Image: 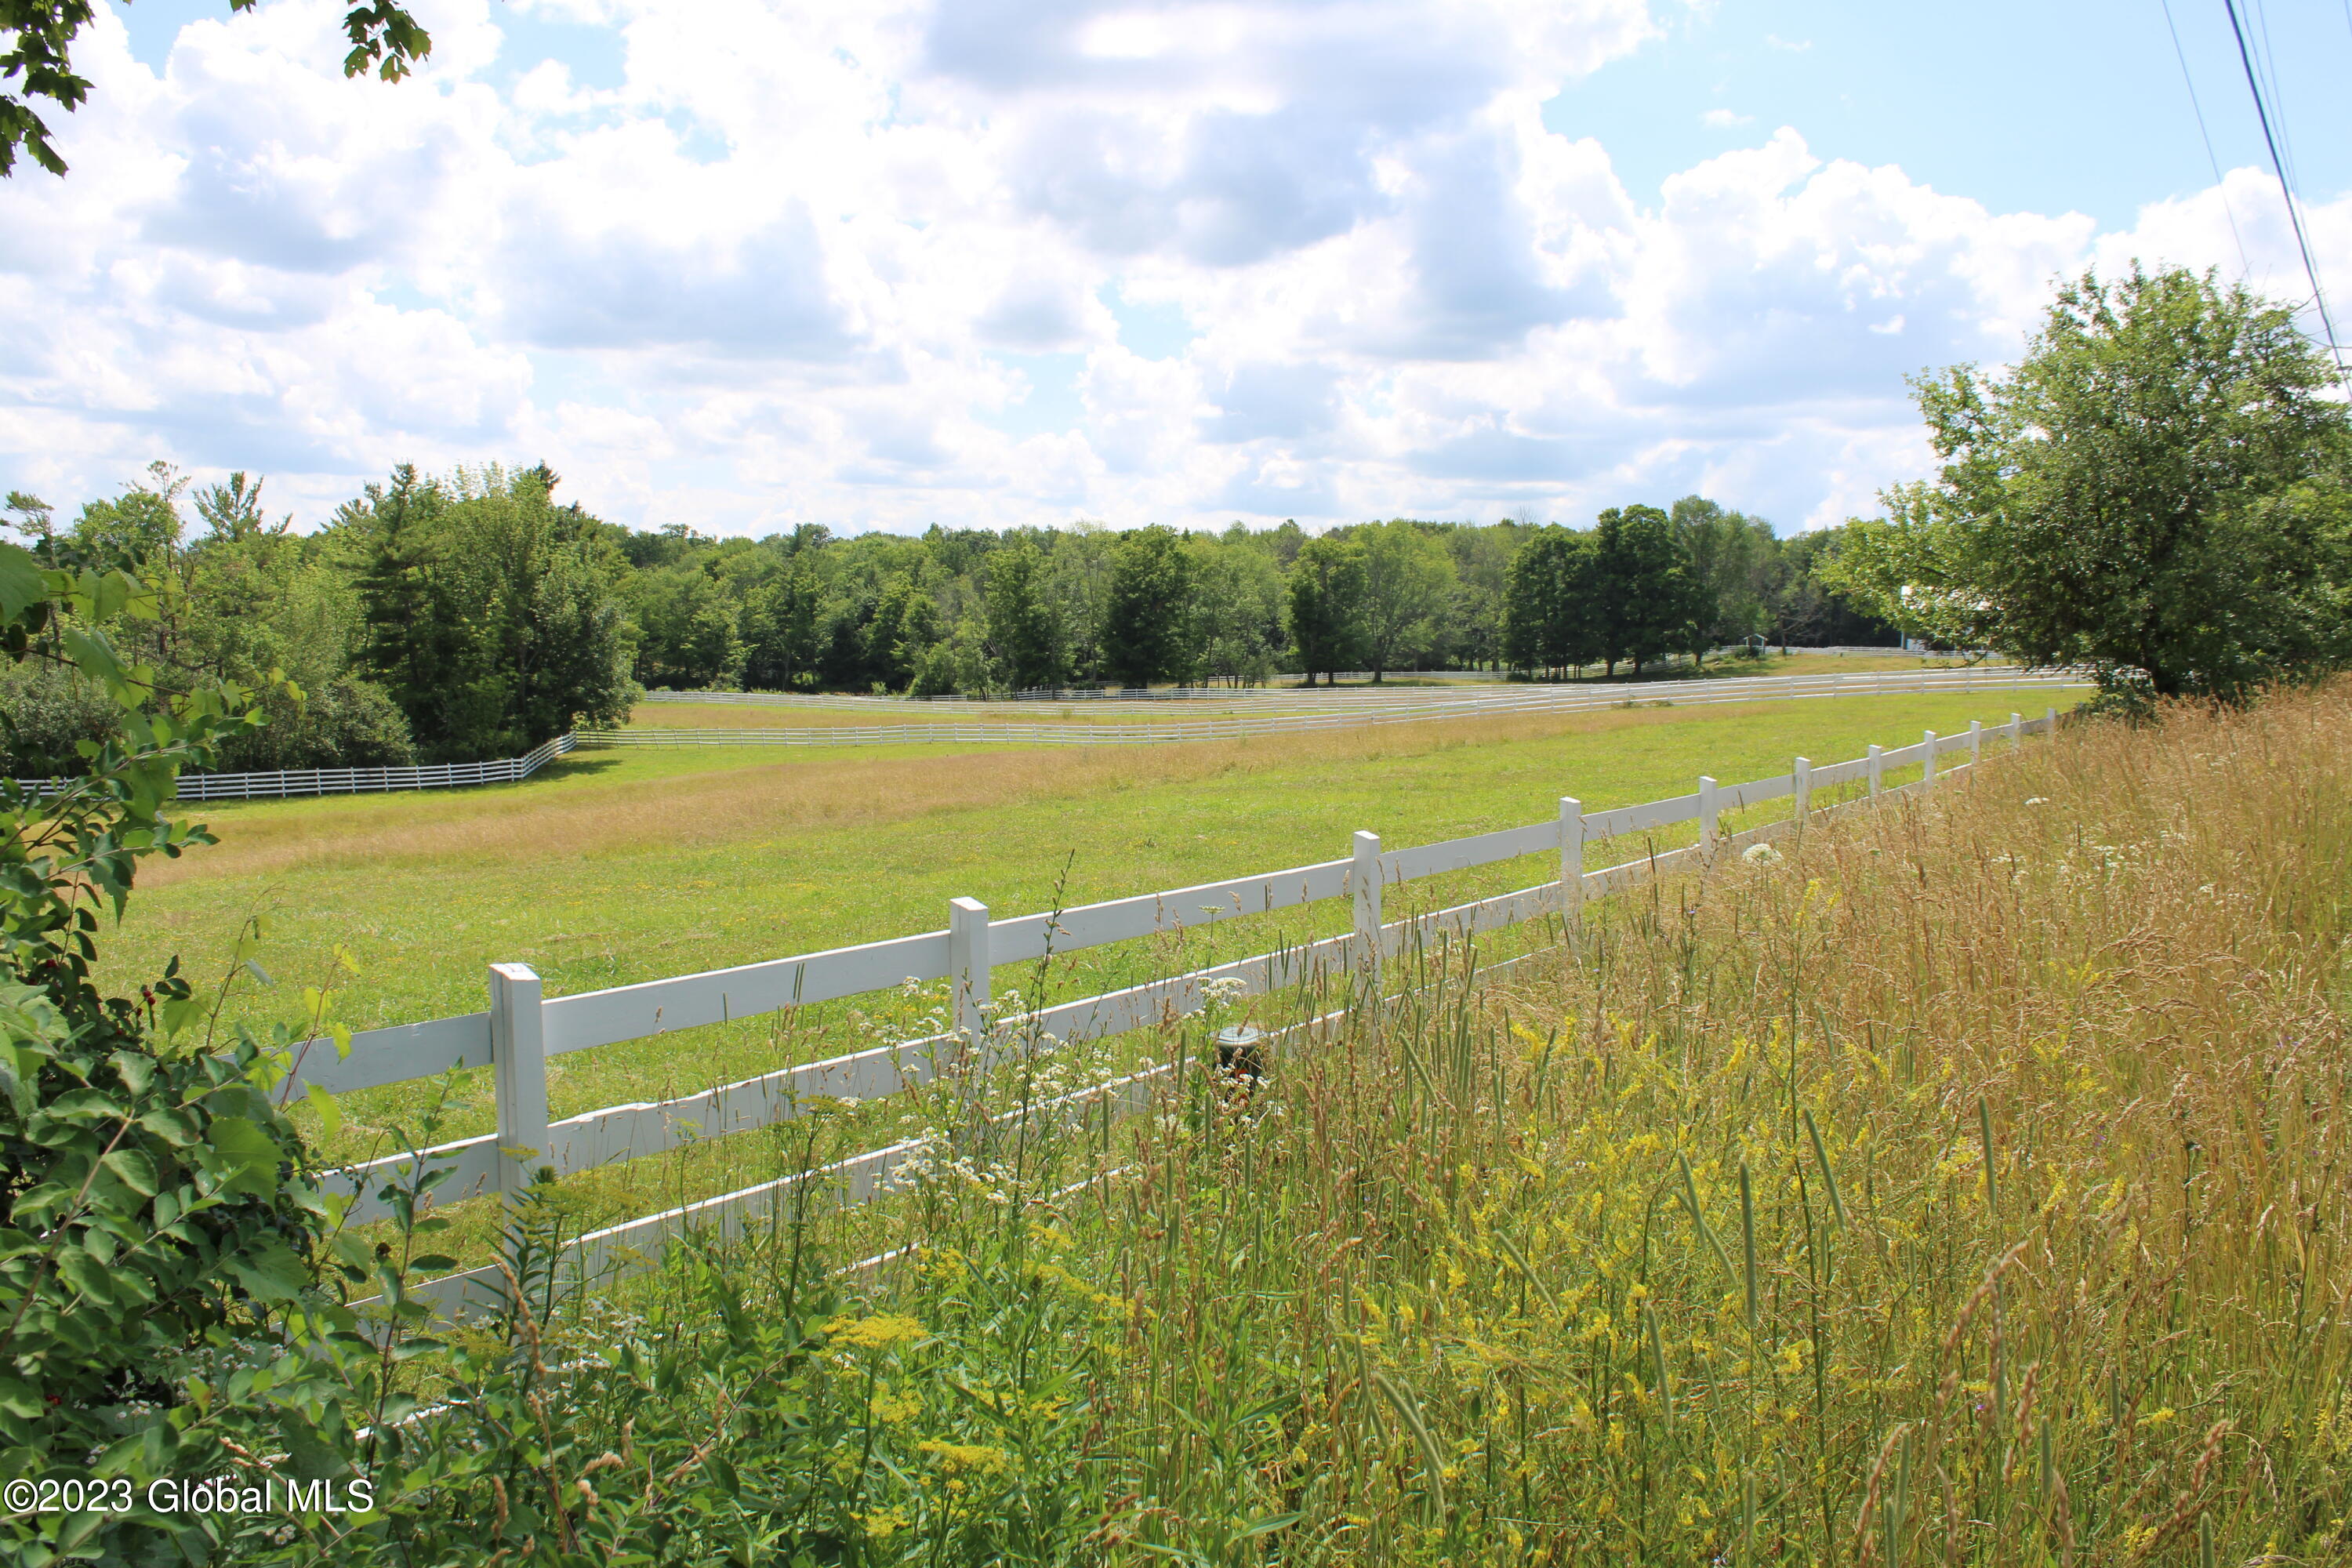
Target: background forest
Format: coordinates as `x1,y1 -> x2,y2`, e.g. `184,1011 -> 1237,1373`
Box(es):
0,466 -> 1893,773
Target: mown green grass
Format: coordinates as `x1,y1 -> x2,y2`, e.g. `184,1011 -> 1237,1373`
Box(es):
111,687 -> 2062,1190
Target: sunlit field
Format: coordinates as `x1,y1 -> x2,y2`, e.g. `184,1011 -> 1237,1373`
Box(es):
111,686 -> 2057,1201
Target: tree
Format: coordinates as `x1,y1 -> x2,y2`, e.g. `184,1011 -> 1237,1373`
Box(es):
983,543 -> 1067,691
741,554 -> 825,691
1354,521 -> 1457,681
626,564 -> 742,689
1100,526 -> 1195,688
1444,522 -> 1520,670
1592,505 -> 1706,677
1771,528 -> 1900,649
1670,495 -> 1774,661
1287,536 -> 1367,685
345,464 -> 634,757
1186,535 -> 1287,687
2,1 -> 432,176
1828,267 -> 2352,699
1502,526 -> 1600,677
866,573 -> 941,691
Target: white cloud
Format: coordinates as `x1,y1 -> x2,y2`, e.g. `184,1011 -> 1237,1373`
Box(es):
0,0 -> 2336,537
1701,108 -> 1752,129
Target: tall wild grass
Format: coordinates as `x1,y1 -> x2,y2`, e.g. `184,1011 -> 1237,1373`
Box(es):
307,683 -> 2351,1565
872,681 -> 2352,1563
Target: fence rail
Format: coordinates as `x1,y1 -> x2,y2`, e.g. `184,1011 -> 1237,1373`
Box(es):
9,672 -> 2078,800
595,670 -> 2085,749
644,648 -> 1951,706
644,663 -> 2043,715
307,706 -> 2064,1319
10,735 -> 579,804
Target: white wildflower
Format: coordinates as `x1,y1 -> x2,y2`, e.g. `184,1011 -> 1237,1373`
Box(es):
1741,843 -> 1784,866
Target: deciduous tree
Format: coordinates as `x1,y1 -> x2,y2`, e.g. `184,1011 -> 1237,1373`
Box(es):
1287,536 -> 1367,685
1101,525 -> 1195,688
1354,521 -> 1456,681
1828,267 -> 2352,699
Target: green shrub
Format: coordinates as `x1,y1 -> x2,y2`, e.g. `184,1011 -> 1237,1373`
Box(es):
0,537 -> 339,1563
212,676 -> 416,772
0,662 -> 117,778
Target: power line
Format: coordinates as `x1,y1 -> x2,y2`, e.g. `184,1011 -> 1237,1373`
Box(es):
2159,0 -> 2249,274
2246,0 -> 2302,194
2220,0 -> 2350,394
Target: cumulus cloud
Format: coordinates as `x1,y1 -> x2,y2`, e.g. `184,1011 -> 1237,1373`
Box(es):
0,0 -> 2337,536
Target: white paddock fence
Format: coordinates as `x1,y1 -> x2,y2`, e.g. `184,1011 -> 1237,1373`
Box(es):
600,669 -> 2085,749
305,706 -> 2065,1320
7,670 -> 2078,802
9,735 -> 579,804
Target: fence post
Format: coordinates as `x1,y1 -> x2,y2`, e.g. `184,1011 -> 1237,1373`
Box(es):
1352,829 -> 1383,998
949,898 -> 991,1053
1699,775 -> 1719,850
1922,730 -> 1939,792
1969,719 -> 1983,769
1867,744 -> 1883,796
1793,757 -> 1812,833
1559,797 -> 1584,925
488,963 -> 549,1198
2009,711 -> 2024,751
2045,705 -> 2057,735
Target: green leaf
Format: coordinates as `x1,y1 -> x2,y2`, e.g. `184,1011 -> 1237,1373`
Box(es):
204,1115 -> 285,1197
102,1148 -> 160,1197
305,1083 -> 343,1142
139,1105 -> 201,1145
56,1247 -> 118,1307
0,540 -> 42,621
223,1236 -> 307,1301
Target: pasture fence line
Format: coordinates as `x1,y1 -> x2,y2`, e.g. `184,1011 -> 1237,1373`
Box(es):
642,647 -> 1952,706
643,662 -> 2041,716
593,669 -> 2085,749
5,670 -> 2078,801
9,735 -> 578,804
307,703 -> 2066,1321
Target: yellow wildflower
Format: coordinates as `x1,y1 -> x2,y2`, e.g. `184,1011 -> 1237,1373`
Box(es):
919,1440 -> 1012,1474
826,1313 -> 929,1350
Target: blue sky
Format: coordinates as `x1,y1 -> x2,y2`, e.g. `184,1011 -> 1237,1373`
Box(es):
1550,2 -> 2350,231
3,0 -> 2347,537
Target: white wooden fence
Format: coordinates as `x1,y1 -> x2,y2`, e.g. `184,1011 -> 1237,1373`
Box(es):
10,735 -> 578,804
601,669 -> 2085,749
307,706 -> 2063,1319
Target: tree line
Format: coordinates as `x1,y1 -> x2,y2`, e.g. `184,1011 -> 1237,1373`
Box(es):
0,465 -> 1894,773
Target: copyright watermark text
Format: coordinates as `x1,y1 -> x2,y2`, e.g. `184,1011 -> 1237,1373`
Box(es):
5,1474 -> 375,1518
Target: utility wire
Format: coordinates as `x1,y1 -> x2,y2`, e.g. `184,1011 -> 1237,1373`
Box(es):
2247,0 -> 2301,193
2159,0 -> 2249,274
2221,0 -> 2350,393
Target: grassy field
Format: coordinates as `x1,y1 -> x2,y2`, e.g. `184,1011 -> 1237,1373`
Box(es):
339,681 -> 2352,1565
114,686 -> 2062,1165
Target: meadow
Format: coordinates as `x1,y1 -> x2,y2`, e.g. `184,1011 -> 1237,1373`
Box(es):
316,680 -> 2352,1566
111,684 -> 2064,1182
